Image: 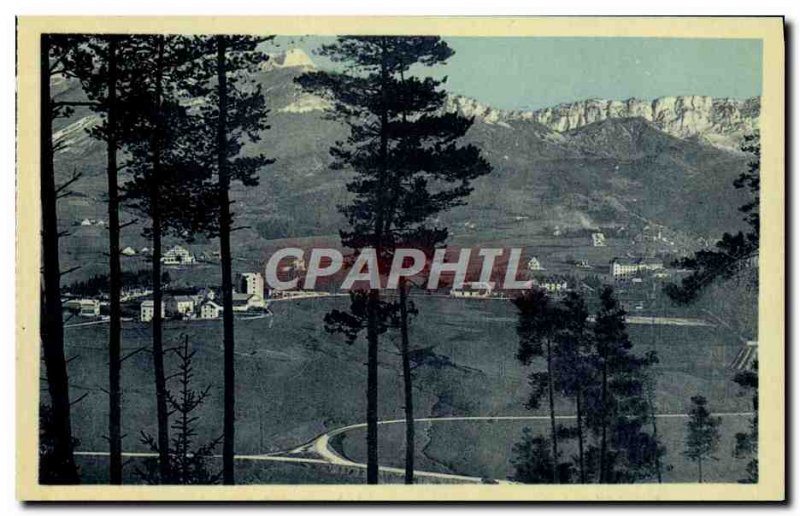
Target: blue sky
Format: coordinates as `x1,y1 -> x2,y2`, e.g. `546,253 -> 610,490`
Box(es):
272,36 -> 762,110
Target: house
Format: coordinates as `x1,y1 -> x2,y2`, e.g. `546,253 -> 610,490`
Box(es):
238,272 -> 265,298
140,300 -> 165,322
161,245 -> 196,265
199,299 -> 223,319
592,233 -> 607,247
80,218 -> 92,226
121,246 -> 137,256
450,282 -> 494,298
610,258 -> 664,279
65,298 -> 101,317
232,293 -> 265,312
167,295 -> 196,318
527,257 -> 544,271
79,299 -> 100,317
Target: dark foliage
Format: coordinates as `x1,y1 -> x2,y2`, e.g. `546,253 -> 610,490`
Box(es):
298,36 -> 490,484
733,360 -> 758,483
137,336 -> 222,485
683,395 -> 722,483
666,132 -> 760,303
38,405 -> 81,484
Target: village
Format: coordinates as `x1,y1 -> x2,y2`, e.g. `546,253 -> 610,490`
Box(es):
62,233 -> 685,324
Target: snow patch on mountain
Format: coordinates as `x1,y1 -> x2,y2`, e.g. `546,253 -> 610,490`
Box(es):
53,115 -> 99,155
260,48 -> 316,72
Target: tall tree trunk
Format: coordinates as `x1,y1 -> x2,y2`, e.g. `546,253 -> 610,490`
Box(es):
576,389 -> 585,483
599,350 -> 608,483
150,35 -> 170,482
216,36 -> 237,486
698,457 -> 703,483
362,39 -> 391,485
545,338 -> 558,483
39,33 -> 79,484
399,278 -> 414,484
366,291 -> 380,484
105,35 -> 123,485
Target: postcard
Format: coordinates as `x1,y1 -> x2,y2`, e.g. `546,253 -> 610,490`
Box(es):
16,16 -> 785,501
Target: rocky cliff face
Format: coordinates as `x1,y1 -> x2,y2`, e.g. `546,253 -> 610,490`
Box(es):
446,94 -> 760,151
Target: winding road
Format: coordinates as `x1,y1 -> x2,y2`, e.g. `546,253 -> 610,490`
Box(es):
75,411 -> 753,484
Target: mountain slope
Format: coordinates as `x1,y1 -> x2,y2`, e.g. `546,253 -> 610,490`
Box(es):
51,48 -> 755,280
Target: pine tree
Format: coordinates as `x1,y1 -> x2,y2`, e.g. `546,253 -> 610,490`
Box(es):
666,132 -> 760,303
684,395 -> 721,483
377,38 -> 491,483
297,36 -> 489,483
137,335 -> 222,485
121,35 -> 218,482
39,33 -> 84,484
185,34 -> 274,486
66,34 -> 141,484
510,428 -> 558,484
513,288 -> 564,483
733,360 -> 758,483
552,291 -> 593,483
585,285 -> 660,483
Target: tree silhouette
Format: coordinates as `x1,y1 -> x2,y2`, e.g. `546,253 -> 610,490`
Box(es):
190,35 -> 274,484
584,286 -> 660,483
121,35 -> 219,482
65,34 -> 141,484
297,36 -> 491,483
683,395 -> 721,483
552,291 -> 594,483
666,132 -> 760,303
510,428 -> 566,483
137,335 -> 222,484
513,288 -> 564,483
733,360 -> 758,483
39,33 -> 84,484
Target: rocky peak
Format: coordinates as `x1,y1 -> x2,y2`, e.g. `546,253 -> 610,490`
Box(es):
446,94 -> 760,151
260,48 -> 316,71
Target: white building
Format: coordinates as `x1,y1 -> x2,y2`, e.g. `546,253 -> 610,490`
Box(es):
77,299 -> 100,317
199,299 -> 223,319
238,272 -> 265,298
167,295 -> 196,317
592,233 -> 607,247
161,245 -> 195,265
610,258 -> 664,279
527,257 -> 544,271
121,246 -> 137,256
140,300 -> 165,322
450,282 -> 495,298
232,293 -> 266,312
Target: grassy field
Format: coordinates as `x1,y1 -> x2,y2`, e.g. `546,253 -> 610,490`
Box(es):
60,295 -> 752,484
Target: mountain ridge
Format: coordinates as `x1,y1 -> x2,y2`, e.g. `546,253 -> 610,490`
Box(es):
446,94 -> 759,151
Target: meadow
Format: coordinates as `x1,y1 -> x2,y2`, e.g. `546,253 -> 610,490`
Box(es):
62,295 -> 753,484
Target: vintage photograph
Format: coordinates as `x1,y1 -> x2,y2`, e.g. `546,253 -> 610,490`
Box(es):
16,17 -> 785,501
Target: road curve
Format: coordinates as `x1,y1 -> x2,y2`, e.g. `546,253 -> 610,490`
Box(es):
75,412 -> 753,484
